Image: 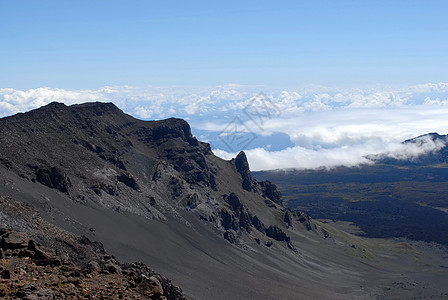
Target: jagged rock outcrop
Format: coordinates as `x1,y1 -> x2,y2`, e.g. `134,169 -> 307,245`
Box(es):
266,225 -> 289,242
259,180 -> 282,205
34,166 -> 72,194
220,193 -> 263,235
232,151 -> 254,191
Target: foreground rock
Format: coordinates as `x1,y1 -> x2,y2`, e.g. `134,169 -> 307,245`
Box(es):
0,196 -> 185,300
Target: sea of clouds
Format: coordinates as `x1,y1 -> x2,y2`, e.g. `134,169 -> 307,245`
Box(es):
1,83 -> 448,171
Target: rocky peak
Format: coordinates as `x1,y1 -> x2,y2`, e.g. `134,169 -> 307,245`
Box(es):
30,101 -> 122,118
403,132 -> 448,145
70,102 -> 126,119
149,118 -> 199,146
232,151 -> 253,191
41,101 -> 67,111
234,151 -> 250,173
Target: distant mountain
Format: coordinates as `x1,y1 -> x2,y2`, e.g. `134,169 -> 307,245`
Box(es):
1,102 -> 447,299
367,132 -> 448,165
404,132 -> 448,145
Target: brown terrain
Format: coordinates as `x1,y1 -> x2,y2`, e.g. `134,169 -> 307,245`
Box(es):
0,196 -> 185,299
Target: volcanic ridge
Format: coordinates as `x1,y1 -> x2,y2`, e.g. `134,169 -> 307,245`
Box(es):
0,102 -> 447,299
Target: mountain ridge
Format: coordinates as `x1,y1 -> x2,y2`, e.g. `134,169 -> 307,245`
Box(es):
0,101 -> 317,249
1,102 -> 447,299
0,102 -> 333,299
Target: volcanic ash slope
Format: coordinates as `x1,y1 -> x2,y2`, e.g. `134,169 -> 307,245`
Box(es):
1,102 -> 447,299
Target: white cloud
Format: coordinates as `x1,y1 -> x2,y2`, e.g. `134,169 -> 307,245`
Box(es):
213,136 -> 447,171
0,87 -> 104,116
1,83 -> 448,170
217,145 -> 375,171
134,106 -> 154,119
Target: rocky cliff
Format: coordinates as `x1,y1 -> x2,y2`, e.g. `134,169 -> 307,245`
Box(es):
0,102 -> 323,250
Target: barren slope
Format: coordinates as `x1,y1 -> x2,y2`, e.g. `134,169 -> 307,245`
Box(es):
0,102 -> 447,299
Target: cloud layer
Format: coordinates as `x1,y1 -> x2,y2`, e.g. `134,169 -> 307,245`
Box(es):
214,133 -> 447,171
1,83 -> 448,171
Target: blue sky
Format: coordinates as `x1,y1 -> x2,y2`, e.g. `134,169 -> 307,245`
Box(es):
1,0 -> 447,89
1,1 -> 448,170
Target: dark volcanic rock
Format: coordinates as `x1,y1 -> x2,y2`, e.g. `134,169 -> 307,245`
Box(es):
35,166 -> 71,194
117,173 -> 140,191
0,269 -> 10,279
220,210 -> 238,231
232,151 -> 253,191
259,180 -> 282,205
251,215 -> 266,233
0,231 -> 28,249
224,230 -> 237,244
284,211 -> 293,228
149,118 -> 199,146
221,193 -> 268,234
225,193 -> 243,215
266,225 -> 290,242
